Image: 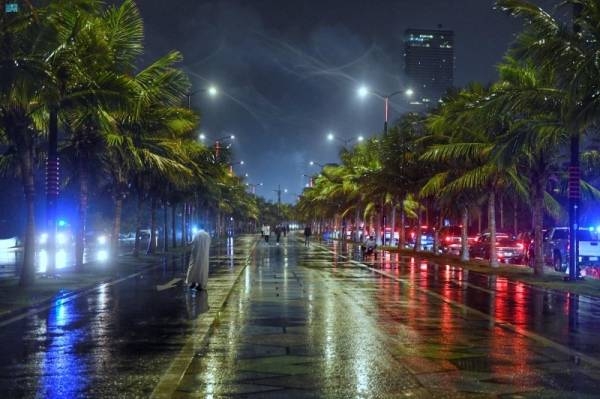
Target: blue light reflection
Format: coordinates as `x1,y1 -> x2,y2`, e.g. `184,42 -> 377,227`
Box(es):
39,295 -> 87,398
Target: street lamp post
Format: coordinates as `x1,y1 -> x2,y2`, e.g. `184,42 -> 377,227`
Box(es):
246,182 -> 263,194
273,185 -> 287,220
228,160 -> 244,176
358,85 -> 414,135
199,133 -> 235,158
186,85 -> 218,109
303,174 -> 314,188
214,135 -> 235,158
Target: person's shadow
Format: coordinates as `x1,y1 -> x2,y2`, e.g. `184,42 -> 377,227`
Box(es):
185,288 -> 209,319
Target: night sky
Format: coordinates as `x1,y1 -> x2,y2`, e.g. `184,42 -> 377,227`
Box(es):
136,0 -> 559,203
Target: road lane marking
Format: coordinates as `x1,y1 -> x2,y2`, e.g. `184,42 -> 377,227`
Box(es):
156,277 -> 183,291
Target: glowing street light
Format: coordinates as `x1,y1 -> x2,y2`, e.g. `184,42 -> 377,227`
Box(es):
246,181 -> 263,194
186,85 -> 218,108
357,85 -> 413,135
199,134 -> 235,157
228,160 -> 244,175
326,132 -> 364,147
303,174 -> 314,188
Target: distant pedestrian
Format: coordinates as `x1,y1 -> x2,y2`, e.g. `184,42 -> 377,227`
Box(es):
275,225 -> 282,245
262,224 -> 270,243
304,225 -> 312,247
186,228 -> 211,291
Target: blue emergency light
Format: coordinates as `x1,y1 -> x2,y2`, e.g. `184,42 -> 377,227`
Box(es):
5,3 -> 19,13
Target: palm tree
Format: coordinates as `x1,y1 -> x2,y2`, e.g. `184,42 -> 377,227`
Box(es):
0,2 -> 66,286
483,58 -> 570,275
421,83 -> 519,267
57,0 -> 144,269
496,0 -> 600,274
106,48 -> 195,256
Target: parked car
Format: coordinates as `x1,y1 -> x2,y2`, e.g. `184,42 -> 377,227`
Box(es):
526,227 -> 600,272
383,228 -> 399,245
469,232 -> 524,264
438,225 -> 463,255
405,226 -> 435,251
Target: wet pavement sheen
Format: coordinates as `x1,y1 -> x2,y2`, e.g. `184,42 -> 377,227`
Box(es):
0,236 -> 255,398
3,234 -> 600,398
175,237 -> 600,398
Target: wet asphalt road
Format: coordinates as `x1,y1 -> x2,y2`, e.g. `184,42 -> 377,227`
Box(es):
3,234 -> 600,398
176,237 -> 600,398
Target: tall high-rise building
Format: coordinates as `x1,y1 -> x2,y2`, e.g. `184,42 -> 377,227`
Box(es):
404,28 -> 454,106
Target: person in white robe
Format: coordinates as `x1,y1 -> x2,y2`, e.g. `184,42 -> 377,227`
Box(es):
186,229 -> 211,290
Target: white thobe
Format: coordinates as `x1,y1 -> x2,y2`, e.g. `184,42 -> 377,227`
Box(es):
186,230 -> 211,289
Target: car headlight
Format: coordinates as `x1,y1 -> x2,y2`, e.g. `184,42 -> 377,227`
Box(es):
97,235 -> 107,245
56,232 -> 68,245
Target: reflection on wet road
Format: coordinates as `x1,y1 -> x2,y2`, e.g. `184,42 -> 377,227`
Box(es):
176,237 -> 600,398
0,236 -> 255,398
3,234 -> 600,397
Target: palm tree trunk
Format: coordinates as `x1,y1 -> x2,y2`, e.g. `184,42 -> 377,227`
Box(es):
182,202 -> 188,243
488,192 -> 499,268
499,194 -> 504,231
75,163 -> 88,271
20,159 -> 36,287
163,200 -> 168,252
133,191 -> 143,257
461,206 -> 470,262
432,205 -> 440,254
532,179 -> 545,276
354,207 -> 360,243
171,204 -> 177,248
376,199 -> 383,245
390,203 -> 397,247
112,196 -> 124,258
513,196 -> 518,236
12,119 -> 36,287
414,210 -> 422,252
147,197 -> 157,254
399,200 -> 406,249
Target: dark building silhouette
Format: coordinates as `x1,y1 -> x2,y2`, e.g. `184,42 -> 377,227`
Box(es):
404,28 -> 455,107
